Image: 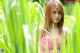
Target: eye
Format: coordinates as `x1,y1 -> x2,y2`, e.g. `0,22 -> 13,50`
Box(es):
52,11 -> 56,14
58,12 -> 61,14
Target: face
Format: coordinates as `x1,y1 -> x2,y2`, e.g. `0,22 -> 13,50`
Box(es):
50,7 -> 62,24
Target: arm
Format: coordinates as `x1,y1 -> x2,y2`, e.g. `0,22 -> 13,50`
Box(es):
63,27 -> 68,44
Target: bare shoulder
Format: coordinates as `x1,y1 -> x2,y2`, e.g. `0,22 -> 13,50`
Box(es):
63,27 -> 68,36
33,25 -> 44,39
39,25 -> 44,37
33,25 -> 43,33
39,25 -> 44,31
34,25 -> 44,32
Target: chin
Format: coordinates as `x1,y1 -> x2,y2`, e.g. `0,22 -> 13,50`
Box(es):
53,21 -> 59,24
52,20 -> 60,24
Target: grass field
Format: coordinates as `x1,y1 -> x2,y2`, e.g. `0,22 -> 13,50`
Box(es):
0,0 -> 80,53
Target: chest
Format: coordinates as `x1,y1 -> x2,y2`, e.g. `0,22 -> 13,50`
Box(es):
40,35 -> 61,51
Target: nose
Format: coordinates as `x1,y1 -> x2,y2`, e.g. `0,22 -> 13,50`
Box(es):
56,13 -> 59,17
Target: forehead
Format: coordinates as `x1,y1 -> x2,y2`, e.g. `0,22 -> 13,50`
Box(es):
51,7 -> 58,11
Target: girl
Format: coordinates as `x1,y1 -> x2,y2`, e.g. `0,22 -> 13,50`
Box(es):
40,0 -> 67,53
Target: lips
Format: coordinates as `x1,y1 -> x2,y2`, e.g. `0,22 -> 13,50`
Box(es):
55,19 -> 59,20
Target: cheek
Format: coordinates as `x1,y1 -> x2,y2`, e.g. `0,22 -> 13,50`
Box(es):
60,15 -> 62,20
58,14 -> 62,19
51,14 -> 55,19
58,17 -> 62,22
59,17 -> 62,20
51,15 -> 54,21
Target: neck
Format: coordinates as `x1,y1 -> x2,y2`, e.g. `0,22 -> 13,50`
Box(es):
50,23 -> 58,29
53,23 -> 58,28
50,23 -> 60,36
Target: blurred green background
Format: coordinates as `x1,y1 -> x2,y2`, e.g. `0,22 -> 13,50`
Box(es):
0,0 -> 80,53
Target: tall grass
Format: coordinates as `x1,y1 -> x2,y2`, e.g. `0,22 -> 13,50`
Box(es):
0,0 -> 80,53
75,2 -> 80,53
0,0 -> 43,53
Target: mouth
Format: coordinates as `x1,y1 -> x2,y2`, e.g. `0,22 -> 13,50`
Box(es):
54,17 -> 59,20
55,19 -> 59,20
